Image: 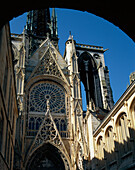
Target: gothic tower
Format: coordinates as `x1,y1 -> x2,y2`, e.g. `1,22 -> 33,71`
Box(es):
25,8 -> 58,56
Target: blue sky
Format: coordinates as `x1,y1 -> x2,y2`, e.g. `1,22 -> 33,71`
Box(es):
10,8 -> 135,105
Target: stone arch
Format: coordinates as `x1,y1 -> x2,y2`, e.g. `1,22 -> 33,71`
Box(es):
78,51 -> 97,68
95,135 -> 105,169
96,135 -> 104,160
105,125 -> 113,137
25,75 -> 71,95
115,112 -> 131,158
25,75 -> 71,137
104,125 -> 114,153
78,51 -> 102,108
115,112 -> 127,126
104,125 -> 116,168
25,142 -> 71,170
25,75 -> 71,114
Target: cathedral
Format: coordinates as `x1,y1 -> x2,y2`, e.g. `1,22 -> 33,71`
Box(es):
0,8 -> 135,170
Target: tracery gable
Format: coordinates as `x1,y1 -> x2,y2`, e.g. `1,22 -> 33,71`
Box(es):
26,109 -> 70,168
74,100 -> 83,115
27,47 -> 68,83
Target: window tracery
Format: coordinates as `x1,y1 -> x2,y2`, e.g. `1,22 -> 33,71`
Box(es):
27,81 -> 69,137
33,51 -> 63,80
29,82 -> 66,114
27,116 -> 67,137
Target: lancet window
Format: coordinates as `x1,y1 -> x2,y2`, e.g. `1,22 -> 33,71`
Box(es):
27,116 -> 67,137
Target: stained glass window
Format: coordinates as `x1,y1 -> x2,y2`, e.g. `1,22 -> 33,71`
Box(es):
29,82 -> 66,114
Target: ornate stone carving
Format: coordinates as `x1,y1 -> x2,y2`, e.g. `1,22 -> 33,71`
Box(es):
29,82 -> 66,114
32,49 -> 64,80
27,109 -> 71,170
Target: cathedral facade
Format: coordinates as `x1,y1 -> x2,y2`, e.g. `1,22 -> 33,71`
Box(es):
1,8 -> 135,170
11,8 -> 114,169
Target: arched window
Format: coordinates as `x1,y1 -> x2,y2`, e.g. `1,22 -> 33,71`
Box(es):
105,126 -> 114,153
29,117 -> 35,130
54,118 -> 67,132
60,119 -> 66,131
129,98 -> 135,154
97,136 -> 104,160
29,81 -> 66,114
116,112 -> 131,156
36,117 -> 42,130
78,52 -> 103,108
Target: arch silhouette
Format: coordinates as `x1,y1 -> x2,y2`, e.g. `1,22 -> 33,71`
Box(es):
1,1 -> 135,42
26,142 -> 66,170
78,51 -> 103,108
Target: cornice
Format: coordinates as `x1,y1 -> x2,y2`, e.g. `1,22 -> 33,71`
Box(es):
93,81 -> 135,137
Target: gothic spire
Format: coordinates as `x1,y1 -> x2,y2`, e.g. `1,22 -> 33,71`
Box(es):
26,8 -> 51,37
51,8 -> 58,39
26,8 -> 59,54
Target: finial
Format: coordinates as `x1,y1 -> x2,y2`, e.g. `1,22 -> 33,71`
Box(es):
68,31 -> 73,40
52,8 -> 56,18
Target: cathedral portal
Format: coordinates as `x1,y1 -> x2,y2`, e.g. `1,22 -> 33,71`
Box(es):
26,143 -> 65,170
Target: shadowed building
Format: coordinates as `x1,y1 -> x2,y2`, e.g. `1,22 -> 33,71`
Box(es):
0,23 -> 18,170
11,8 -> 114,169
0,8 -> 135,170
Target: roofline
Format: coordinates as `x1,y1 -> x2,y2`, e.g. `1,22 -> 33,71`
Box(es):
75,43 -> 107,53
93,81 -> 135,137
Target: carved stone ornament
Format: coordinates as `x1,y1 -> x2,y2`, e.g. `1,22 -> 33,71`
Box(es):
27,109 -> 71,170
29,82 -> 66,114
30,48 -> 64,80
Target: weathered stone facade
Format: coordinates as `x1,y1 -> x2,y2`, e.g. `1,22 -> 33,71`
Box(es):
0,8 -> 135,170
10,8 -> 115,169
91,81 -> 135,170
0,23 -> 18,170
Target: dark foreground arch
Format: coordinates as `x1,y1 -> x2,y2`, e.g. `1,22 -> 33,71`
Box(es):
2,1 -> 135,42
26,143 -> 65,170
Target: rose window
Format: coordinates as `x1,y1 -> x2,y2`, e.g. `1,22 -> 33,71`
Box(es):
40,118 -> 56,141
29,82 -> 66,114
